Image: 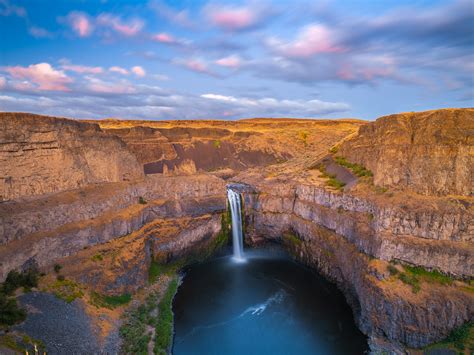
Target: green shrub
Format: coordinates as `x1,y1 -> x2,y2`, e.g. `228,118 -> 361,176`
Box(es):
334,156 -> 373,177
0,293 -> 26,326
213,140 -> 221,148
387,264 -> 399,276
91,292 -> 131,309
329,146 -> 339,154
148,259 -> 161,284
443,322 -> 473,350
155,278 -> 178,353
54,264 -> 62,273
49,279 -> 83,303
91,254 -> 103,262
2,269 -> 39,295
316,164 -> 346,191
56,275 -> 65,281
398,273 -> 420,293
404,265 -> 453,285
138,196 -> 147,205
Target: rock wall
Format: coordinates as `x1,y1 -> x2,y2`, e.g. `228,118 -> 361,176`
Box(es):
58,214 -> 222,295
243,181 -> 473,276
338,108 -> 474,196
0,113 -> 144,201
0,174 -> 226,281
238,180 -> 474,349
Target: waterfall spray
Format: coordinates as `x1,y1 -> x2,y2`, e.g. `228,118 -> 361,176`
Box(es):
227,188 -> 245,262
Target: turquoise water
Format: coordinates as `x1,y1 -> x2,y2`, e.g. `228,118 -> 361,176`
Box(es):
173,250 -> 368,354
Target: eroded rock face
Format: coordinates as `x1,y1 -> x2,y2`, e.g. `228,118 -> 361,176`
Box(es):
0,174 -> 226,281
58,214 -> 222,295
0,113 -> 144,201
338,108 -> 474,196
93,118 -> 364,176
239,183 -> 474,349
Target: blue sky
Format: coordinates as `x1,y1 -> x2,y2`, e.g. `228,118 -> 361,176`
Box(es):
0,0 -> 472,120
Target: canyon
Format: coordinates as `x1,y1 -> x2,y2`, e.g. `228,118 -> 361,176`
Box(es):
0,109 -> 472,354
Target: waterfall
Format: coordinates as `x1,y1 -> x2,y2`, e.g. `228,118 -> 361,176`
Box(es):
227,188 -> 245,262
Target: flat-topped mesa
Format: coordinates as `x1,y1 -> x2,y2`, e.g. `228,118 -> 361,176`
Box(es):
338,108 -> 474,196
0,112 -> 144,201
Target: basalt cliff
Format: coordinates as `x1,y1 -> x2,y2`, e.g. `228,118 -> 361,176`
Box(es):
0,109 -> 472,354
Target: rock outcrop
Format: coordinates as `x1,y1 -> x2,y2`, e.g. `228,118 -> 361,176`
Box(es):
0,112 -> 144,201
237,177 -> 473,349
338,108 -> 474,196
0,174 -> 226,281
92,118 -> 364,176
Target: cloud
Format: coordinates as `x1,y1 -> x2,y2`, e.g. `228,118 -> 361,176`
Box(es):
96,13 -> 144,36
85,77 -> 135,94
204,2 -> 270,31
28,26 -> 53,38
200,93 -> 350,116
174,58 -> 216,76
131,66 -> 146,77
153,32 -> 175,44
268,24 -> 345,58
215,55 -> 242,69
109,66 -> 129,75
3,63 -> 73,91
149,0 -> 194,28
61,63 -> 103,74
65,11 -> 93,37
0,0 -> 26,17
0,76 -> 5,89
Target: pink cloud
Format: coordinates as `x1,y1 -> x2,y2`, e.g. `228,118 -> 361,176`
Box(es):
183,59 -> 209,73
153,32 -> 176,44
5,63 -> 72,91
0,76 -> 6,89
215,55 -> 242,69
62,64 -> 103,74
269,24 -> 345,58
66,11 -> 93,37
131,66 -> 146,77
96,14 -> 144,36
109,66 -> 129,75
206,4 -> 260,31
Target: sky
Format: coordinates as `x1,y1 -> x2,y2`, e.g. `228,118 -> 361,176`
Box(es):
0,0 -> 473,120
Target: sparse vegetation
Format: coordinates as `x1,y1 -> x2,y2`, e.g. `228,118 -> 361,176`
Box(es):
299,131 -> 309,146
90,292 -> 131,309
388,262 -> 456,294
213,139 -> 221,148
120,278 -> 179,355
424,322 -> 474,352
329,146 -> 339,154
316,163 -> 346,191
138,196 -> 147,205
154,278 -> 178,353
334,156 -> 373,177
387,264 -> 399,276
283,232 -> 303,246
91,254 -> 103,262
48,278 -> 83,303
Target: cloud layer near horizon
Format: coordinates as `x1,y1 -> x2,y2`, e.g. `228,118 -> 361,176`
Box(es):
0,0 -> 472,120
